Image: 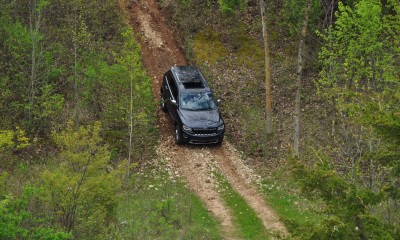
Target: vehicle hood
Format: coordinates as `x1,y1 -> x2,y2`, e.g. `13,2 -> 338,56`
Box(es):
179,109 -> 223,128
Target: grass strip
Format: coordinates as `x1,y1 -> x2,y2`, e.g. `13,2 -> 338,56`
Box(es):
260,178 -> 323,237
214,171 -> 271,240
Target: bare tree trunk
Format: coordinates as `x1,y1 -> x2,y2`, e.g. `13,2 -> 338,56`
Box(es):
322,0 -> 337,27
29,28 -> 36,123
29,0 -> 42,123
260,0 -> 272,134
293,0 -> 312,156
127,74 -> 134,177
73,10 -> 80,129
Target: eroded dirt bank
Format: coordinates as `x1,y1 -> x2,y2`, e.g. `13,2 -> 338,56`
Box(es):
125,0 -> 288,238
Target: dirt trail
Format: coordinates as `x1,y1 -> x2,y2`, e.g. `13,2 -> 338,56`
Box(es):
125,0 -> 288,238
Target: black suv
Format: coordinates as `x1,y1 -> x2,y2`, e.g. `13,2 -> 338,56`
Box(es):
160,66 -> 225,144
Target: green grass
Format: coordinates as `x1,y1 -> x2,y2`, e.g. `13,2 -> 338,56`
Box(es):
260,177 -> 324,238
116,161 -> 221,240
193,28 -> 228,65
214,172 -> 271,240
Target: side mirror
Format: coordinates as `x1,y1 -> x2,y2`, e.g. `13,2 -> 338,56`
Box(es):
171,99 -> 177,105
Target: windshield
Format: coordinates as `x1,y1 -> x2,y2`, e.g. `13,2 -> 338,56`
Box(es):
180,92 -> 217,110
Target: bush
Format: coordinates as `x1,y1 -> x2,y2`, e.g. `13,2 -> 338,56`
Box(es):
291,158 -> 398,239
40,121 -> 125,238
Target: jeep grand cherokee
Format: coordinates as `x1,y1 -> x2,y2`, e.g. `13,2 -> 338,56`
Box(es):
160,66 -> 225,144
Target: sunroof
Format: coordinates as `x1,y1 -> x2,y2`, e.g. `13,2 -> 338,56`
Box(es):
176,67 -> 203,83
183,82 -> 204,88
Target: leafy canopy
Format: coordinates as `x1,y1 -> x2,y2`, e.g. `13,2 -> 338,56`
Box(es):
40,121 -> 125,236
318,0 -> 399,173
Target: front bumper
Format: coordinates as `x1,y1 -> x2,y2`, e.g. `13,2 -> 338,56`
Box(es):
182,129 -> 224,144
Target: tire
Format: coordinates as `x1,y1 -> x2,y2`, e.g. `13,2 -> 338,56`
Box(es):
175,124 -> 183,145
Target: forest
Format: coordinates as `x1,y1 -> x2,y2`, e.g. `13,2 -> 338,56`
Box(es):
0,0 -> 399,239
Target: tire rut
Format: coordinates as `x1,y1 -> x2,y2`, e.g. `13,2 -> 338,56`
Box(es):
210,145 -> 288,237
123,0 -> 288,238
158,137 -> 240,239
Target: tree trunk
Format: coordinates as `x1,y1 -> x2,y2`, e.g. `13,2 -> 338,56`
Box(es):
260,0 -> 272,134
293,0 -> 312,156
127,74 -> 133,177
30,30 -> 36,123
73,9 -> 80,129
29,0 -> 42,123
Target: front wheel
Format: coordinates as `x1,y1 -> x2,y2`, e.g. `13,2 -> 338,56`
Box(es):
175,124 -> 183,145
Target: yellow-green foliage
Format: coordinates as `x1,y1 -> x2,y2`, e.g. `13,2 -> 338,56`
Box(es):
0,130 -> 13,149
0,127 -> 29,151
236,39 -> 263,70
193,28 -> 228,65
230,25 -> 264,70
15,127 -> 29,150
41,121 -> 126,237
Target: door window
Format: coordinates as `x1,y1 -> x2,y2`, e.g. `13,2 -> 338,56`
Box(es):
167,73 -> 178,100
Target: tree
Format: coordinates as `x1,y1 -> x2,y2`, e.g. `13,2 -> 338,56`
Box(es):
0,173 -> 71,239
115,29 -> 139,177
260,0 -> 273,135
293,0 -> 313,156
318,0 -> 399,211
41,122 -> 124,236
319,0 -> 398,110
291,158 -> 397,239
0,0 -> 64,137
28,0 -> 49,122
0,127 -> 30,170
71,4 -> 93,129
115,27 -> 154,175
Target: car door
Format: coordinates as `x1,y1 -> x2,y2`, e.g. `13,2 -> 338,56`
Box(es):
162,73 -> 171,104
164,72 -> 179,121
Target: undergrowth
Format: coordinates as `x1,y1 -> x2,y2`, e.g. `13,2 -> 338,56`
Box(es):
193,27 -> 228,65
116,160 -> 221,239
259,169 -> 323,238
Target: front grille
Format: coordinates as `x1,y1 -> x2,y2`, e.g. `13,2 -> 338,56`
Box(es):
192,128 -> 217,135
189,139 -> 219,144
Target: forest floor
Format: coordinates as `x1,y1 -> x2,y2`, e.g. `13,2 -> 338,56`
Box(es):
125,0 -> 288,238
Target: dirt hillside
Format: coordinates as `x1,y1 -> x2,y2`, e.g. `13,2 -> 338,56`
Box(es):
125,0 -> 288,238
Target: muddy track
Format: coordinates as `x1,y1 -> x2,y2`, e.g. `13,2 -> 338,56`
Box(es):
124,0 -> 288,238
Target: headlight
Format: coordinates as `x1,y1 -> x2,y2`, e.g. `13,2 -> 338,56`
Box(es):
217,124 -> 225,131
182,125 -> 192,133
